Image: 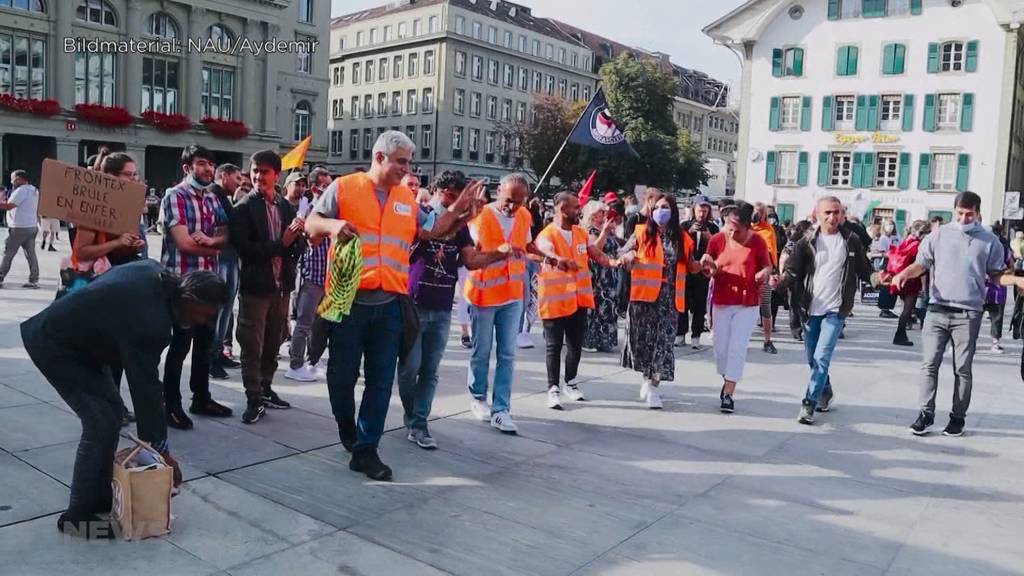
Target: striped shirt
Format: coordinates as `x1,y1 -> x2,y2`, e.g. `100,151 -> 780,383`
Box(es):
300,237 -> 329,286
160,181 -> 227,275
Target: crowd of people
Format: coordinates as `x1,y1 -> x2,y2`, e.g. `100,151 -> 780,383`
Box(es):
7,130 -> 1024,539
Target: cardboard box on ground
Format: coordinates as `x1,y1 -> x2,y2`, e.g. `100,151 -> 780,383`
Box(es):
38,158 -> 145,237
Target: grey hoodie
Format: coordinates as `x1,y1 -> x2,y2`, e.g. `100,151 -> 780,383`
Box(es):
915,223 -> 1006,311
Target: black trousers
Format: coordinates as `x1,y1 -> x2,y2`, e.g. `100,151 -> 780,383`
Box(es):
542,308 -> 587,389
162,323 -> 213,407
678,275 -> 710,338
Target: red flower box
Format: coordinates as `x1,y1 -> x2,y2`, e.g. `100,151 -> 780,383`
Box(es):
201,117 -> 249,139
0,94 -> 60,116
142,110 -> 192,133
74,103 -> 134,127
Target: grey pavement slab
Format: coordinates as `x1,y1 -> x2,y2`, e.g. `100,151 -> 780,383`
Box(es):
0,401 -> 83,452
0,452 -> 69,527
226,530 -> 450,576
0,381 -> 41,409
166,476 -> 335,570
162,418 -> 297,476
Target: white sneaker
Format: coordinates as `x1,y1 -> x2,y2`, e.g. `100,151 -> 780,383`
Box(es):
639,380 -> 650,401
646,387 -> 664,410
691,335 -> 702,350
285,366 -> 317,382
490,411 -> 518,434
992,342 -> 1005,354
307,362 -> 321,378
674,335 -> 685,347
516,332 -> 535,349
546,387 -> 563,410
564,381 -> 585,402
469,395 -> 491,421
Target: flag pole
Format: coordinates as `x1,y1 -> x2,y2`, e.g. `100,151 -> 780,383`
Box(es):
531,88 -> 601,196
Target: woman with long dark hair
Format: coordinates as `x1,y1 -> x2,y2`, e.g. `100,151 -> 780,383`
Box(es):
581,200 -> 621,352
619,189 -> 701,408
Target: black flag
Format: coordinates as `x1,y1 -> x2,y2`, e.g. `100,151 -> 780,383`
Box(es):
567,88 -> 639,158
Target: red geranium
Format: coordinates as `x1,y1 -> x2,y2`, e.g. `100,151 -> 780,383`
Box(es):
142,110 -> 192,133
74,103 -> 134,127
201,117 -> 249,139
0,94 -> 60,116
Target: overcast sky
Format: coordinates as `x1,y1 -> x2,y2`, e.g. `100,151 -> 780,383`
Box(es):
331,0 -> 748,87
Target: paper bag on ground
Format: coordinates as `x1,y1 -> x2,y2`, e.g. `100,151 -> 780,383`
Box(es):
111,435 -> 173,540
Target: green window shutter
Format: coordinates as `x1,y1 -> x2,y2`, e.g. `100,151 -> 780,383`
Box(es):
882,44 -> 895,75
848,46 -> 858,76
852,152 -> 864,188
828,0 -> 840,20
965,41 -> 978,73
910,0 -> 923,15
902,94 -> 915,132
797,151 -> 809,186
898,152 -> 911,190
956,154 -> 970,192
862,152 -> 876,188
961,93 -> 974,132
895,210 -> 907,237
822,96 -> 834,131
769,96 -> 780,131
867,95 -> 879,130
855,95 -> 868,131
765,151 -> 777,185
792,48 -> 804,77
863,0 -> 886,18
923,93 -> 936,132
927,43 -> 939,73
817,151 -> 830,186
800,96 -> 812,131
772,49 -> 783,77
918,153 -> 932,190
894,44 -> 906,74
836,46 -> 849,76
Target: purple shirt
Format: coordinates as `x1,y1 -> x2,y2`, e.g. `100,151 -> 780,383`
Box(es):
408,219 -> 472,310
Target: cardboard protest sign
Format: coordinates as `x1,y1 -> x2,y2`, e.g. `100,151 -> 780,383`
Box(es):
38,158 -> 145,236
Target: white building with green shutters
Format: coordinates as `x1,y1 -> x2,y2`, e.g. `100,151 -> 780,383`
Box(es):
704,0 -> 1024,229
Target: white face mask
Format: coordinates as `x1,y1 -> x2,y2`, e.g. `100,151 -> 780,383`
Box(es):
953,221 -> 980,233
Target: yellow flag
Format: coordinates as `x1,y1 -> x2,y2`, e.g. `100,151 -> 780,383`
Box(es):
281,135 -> 312,171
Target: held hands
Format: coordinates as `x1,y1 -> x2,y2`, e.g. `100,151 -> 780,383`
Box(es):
890,271 -> 908,291
619,251 -> 637,270
120,233 -> 144,249
767,273 -> 781,288
555,257 -> 579,272
283,217 -> 305,245
331,219 -> 358,241
754,268 -> 772,285
700,254 -> 718,277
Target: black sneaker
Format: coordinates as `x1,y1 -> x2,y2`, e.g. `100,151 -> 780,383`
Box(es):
763,341 -> 778,354
262,389 -> 291,409
817,386 -> 834,413
943,415 -> 966,437
189,397 -> 233,417
167,405 -> 194,430
121,407 -> 136,428
461,334 -> 472,349
880,310 -> 898,319
209,363 -> 229,380
909,411 -> 934,436
349,447 -> 393,481
220,354 -> 241,369
241,402 -> 265,424
720,394 -> 735,414
338,424 -> 357,452
798,400 -> 816,425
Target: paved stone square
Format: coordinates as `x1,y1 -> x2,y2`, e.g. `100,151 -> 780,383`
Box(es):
1,232 -> 1023,575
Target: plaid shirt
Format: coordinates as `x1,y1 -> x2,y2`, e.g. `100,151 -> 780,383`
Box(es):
300,237 -> 329,286
160,181 -> 227,275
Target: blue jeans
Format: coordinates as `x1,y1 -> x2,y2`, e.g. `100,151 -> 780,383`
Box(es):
469,300 -> 522,415
212,255 -> 239,360
519,260 -> 537,333
397,306 -> 452,430
326,300 -> 402,449
803,313 -> 845,405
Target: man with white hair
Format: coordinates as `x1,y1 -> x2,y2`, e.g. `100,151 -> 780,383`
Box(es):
463,172 -> 546,434
307,131 -> 475,480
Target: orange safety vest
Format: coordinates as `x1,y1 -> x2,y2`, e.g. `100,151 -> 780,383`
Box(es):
464,205 -> 532,307
629,229 -> 694,313
327,172 -> 418,294
536,223 -> 595,320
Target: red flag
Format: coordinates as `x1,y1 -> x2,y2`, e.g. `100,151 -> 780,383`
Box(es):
578,170 -> 596,204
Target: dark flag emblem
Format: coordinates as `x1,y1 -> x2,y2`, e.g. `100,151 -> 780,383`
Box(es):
568,87 -> 639,158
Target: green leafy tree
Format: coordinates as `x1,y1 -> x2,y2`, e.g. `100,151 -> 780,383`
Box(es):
674,131 -> 712,192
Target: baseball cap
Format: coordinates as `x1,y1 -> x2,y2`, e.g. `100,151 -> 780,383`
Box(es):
284,171 -> 307,186
602,192 -> 618,204
692,195 -> 712,207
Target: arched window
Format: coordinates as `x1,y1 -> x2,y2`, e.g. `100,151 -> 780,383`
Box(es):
147,12 -> 178,40
208,24 -> 234,51
76,0 -> 116,27
3,0 -> 46,13
293,101 -> 311,142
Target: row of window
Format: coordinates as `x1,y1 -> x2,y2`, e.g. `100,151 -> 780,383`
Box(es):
453,90 -> 535,123
331,89 -> 435,120
766,150 -> 969,192
709,116 -> 737,133
828,0 -> 923,21
768,92 -> 974,133
347,16 -> 440,50
452,50 -> 592,101
773,39 -> 978,78
708,138 -> 736,155
453,15 -> 591,72
334,51 -> 436,86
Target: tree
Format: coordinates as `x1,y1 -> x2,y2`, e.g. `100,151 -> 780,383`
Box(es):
495,94 -> 586,185
674,131 -> 712,192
